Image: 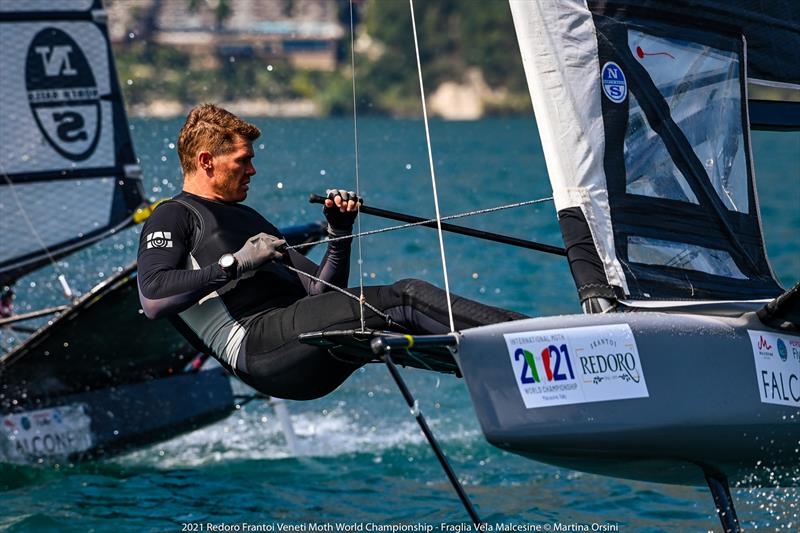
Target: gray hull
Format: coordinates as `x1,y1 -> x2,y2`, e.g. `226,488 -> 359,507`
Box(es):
456,309 -> 800,486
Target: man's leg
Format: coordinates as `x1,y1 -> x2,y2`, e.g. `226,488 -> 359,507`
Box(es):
381,278 -> 528,332
239,279 -> 527,400
238,287 -> 393,400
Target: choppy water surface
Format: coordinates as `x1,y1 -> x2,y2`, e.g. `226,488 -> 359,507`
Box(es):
2,118 -> 798,532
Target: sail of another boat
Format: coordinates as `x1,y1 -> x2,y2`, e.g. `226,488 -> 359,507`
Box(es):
0,0 -> 146,287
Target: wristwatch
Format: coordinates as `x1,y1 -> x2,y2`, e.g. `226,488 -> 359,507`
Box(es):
218,253 -> 238,279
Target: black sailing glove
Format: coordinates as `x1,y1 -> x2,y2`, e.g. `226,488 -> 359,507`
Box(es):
323,189 -> 362,236
233,233 -> 286,277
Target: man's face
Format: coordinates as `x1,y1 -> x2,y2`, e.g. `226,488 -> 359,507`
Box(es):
212,137 -> 256,202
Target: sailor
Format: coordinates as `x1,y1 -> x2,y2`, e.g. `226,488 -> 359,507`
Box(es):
0,288 -> 13,319
137,104 -> 525,400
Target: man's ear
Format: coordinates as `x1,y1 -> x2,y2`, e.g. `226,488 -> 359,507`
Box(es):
197,151 -> 213,173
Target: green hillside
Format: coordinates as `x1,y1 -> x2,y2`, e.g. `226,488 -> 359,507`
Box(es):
113,1 -> 530,117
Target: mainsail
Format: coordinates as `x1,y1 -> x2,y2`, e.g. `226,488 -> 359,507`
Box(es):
0,0 -> 145,286
510,0 -> 797,303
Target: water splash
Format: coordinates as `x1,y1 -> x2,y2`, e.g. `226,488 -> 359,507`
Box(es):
114,395 -> 482,469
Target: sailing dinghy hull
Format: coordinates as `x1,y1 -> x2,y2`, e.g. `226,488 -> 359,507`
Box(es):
0,262 -> 236,463
0,367 -> 233,463
1,222 -> 327,464
456,310 -> 799,487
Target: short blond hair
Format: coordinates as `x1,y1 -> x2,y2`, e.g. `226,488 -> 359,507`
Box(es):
178,104 -> 261,174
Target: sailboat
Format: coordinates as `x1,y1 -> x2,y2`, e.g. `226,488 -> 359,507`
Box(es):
0,0 -> 324,463
301,0 -> 799,529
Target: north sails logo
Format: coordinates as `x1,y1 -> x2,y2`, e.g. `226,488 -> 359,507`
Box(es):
601,61 -> 627,103
26,28 -> 101,161
146,232 -> 173,249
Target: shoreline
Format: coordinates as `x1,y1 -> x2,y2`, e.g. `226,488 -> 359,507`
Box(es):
129,98 -> 323,119
127,75 -> 531,119
128,98 -> 532,120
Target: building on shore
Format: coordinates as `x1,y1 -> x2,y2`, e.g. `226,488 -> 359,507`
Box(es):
105,0 -> 345,71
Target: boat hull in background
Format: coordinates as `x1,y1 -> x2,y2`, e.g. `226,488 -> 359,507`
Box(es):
0,222 -> 327,464
0,367 -> 233,463
0,263 -> 236,464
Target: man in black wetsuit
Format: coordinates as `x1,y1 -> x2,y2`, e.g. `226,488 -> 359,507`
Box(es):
137,104 -> 525,400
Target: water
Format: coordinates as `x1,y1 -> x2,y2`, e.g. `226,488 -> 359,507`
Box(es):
2,118 -> 798,532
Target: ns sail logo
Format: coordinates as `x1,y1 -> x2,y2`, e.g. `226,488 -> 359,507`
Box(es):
26,28 -> 101,161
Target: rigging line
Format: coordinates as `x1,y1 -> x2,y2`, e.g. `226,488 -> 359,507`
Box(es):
409,0 -> 455,333
290,196 -> 556,251
0,163 -> 66,285
349,0 -> 366,332
282,264 -> 402,329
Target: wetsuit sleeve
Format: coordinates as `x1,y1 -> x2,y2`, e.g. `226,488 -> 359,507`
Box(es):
137,202 -> 230,319
288,235 -> 352,296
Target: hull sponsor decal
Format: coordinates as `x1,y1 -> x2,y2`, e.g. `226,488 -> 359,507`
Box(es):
504,324 -> 648,409
748,330 -> 800,407
1,403 -> 93,462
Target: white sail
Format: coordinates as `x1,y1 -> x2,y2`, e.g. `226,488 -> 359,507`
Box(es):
509,0 -> 625,295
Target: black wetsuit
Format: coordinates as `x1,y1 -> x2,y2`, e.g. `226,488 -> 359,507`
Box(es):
137,192 -> 526,400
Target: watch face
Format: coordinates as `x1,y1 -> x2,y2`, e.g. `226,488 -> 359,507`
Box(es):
220,254 -> 235,268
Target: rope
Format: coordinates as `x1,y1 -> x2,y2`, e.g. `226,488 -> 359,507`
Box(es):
348,0 -> 366,332
0,163 -> 66,288
409,0 -> 454,332
281,197 -> 554,334
269,197 -> 556,345
288,196 -> 553,252
282,264 -> 399,328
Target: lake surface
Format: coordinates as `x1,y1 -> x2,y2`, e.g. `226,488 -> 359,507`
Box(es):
2,117 -> 798,532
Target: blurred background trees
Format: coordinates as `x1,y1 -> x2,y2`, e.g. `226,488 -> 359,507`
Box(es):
109,0 -> 529,117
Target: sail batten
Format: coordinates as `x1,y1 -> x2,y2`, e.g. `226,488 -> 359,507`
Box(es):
0,0 -> 145,285
511,0 -> 790,303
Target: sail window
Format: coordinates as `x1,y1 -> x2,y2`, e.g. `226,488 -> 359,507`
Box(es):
627,236 -> 746,280
624,93 -> 699,204
626,30 -> 749,213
